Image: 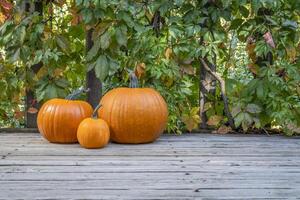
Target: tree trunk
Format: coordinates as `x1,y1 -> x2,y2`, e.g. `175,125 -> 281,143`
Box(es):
86,29 -> 102,109
199,58 -> 216,128
25,0 -> 43,128
200,58 -> 235,129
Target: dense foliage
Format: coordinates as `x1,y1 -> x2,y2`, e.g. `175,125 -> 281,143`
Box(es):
0,0 -> 299,135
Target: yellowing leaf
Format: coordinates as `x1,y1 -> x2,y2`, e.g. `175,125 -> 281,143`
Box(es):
70,7 -> 82,26
182,115 -> 199,132
286,123 -> 300,134
27,107 -> 38,114
246,42 -> 256,63
286,46 -> 296,63
54,68 -> 64,77
216,125 -> 232,134
163,77 -> 174,87
145,9 -> 153,22
203,102 -> 212,112
14,12 -> 21,24
14,110 -> 24,120
53,0 -> 66,6
135,62 -> 146,79
12,93 -> 20,103
207,115 -> 223,126
181,107 -> 200,132
180,65 -> 196,75
0,12 -> 6,24
164,48 -> 173,60
248,63 -> 258,75
92,21 -> 112,41
36,66 -> 48,79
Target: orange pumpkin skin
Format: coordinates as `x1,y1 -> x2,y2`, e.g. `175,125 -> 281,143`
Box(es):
77,118 -> 110,149
98,88 -> 168,144
37,99 -> 93,143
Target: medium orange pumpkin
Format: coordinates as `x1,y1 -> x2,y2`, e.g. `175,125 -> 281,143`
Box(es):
98,72 -> 168,144
77,104 -> 110,149
37,88 -> 93,143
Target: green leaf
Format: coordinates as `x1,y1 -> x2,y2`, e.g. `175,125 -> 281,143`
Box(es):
56,35 -> 69,52
12,48 -> 20,62
95,55 -> 109,81
19,26 -> 26,44
251,0 -> 261,14
81,9 -> 93,24
174,0 -> 184,6
55,78 -> 69,88
235,112 -> 253,131
239,6 -> 249,18
92,21 -> 112,41
231,105 -> 241,117
75,0 -> 83,6
256,83 -> 264,99
86,38 -> 101,61
45,84 -> 58,99
117,11 -> 134,27
253,117 -> 261,128
100,31 -> 111,50
108,59 -> 119,75
234,112 -> 244,128
35,24 -> 44,34
115,26 -> 127,46
87,62 -> 96,71
246,104 -> 262,114
229,19 -> 244,30
33,50 -> 43,64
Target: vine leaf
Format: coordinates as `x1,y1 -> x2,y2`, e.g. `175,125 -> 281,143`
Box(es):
248,63 -> 258,75
92,21 -> 111,40
207,115 -> 223,126
70,7 -> 82,26
0,0 -> 13,18
14,110 -> 24,119
0,12 -> 6,24
246,104 -> 261,114
135,63 -> 146,79
164,48 -> 173,60
181,107 -> 200,132
115,25 -> 127,46
286,46 -> 296,62
212,125 -> 232,134
56,35 -> 69,52
95,55 -> 109,81
180,65 -> 196,75
100,31 -> 111,50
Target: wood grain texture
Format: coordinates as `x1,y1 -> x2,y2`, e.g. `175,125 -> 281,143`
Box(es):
0,133 -> 300,199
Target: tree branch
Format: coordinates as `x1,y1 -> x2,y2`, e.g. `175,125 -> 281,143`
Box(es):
200,58 -> 235,129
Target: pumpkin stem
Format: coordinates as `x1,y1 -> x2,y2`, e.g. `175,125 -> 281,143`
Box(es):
92,103 -> 102,118
129,72 -> 139,88
65,87 -> 90,100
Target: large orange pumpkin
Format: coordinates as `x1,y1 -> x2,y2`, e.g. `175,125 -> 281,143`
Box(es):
77,104 -> 110,149
37,88 -> 93,143
98,73 -> 168,144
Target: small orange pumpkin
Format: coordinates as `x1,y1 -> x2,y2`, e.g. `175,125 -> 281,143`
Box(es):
37,88 -> 93,143
98,72 -> 168,144
77,104 -> 110,149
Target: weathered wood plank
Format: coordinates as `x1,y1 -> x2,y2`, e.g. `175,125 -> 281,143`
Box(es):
1,132 -> 300,199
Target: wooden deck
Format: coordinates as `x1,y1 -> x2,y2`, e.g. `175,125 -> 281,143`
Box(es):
1,132 -> 300,199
